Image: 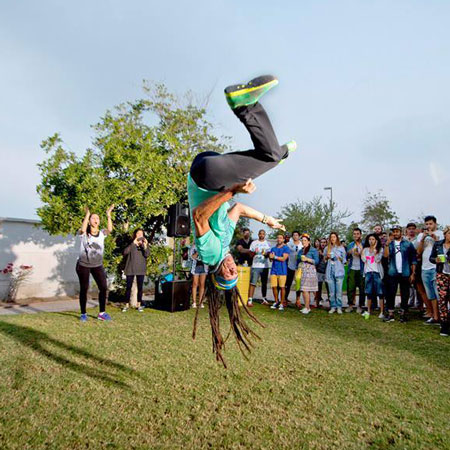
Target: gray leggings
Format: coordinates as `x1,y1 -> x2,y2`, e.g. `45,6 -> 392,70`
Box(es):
190,103 -> 287,191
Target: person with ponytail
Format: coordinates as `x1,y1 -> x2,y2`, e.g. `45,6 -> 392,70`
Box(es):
76,205 -> 114,322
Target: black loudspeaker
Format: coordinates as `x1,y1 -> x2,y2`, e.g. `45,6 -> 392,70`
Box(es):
167,203 -> 190,237
153,280 -> 191,312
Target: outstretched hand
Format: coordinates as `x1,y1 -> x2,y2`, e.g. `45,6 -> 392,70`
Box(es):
266,216 -> 285,231
106,204 -> 115,216
231,179 -> 256,195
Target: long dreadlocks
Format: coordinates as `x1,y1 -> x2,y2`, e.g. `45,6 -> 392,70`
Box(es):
192,275 -> 265,368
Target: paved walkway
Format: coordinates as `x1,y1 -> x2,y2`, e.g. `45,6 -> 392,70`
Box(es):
0,299 -> 99,316
0,287 -> 403,316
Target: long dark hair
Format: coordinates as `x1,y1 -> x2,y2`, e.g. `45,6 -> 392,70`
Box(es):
86,214 -> 99,236
364,233 -> 382,253
132,228 -> 145,240
302,234 -> 311,255
192,277 -> 264,368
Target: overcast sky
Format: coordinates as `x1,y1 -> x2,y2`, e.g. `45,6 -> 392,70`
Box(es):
1,0 -> 449,229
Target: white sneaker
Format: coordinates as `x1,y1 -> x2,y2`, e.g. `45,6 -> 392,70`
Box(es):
192,303 -> 197,309
329,307 -> 336,314
378,312 -> 385,319
271,302 -> 280,310
278,304 -> 285,311
356,307 -> 363,314
261,298 -> 269,305
247,299 -> 253,307
345,306 -> 353,313
301,307 -> 311,315
121,307 -> 128,313
337,308 -> 343,314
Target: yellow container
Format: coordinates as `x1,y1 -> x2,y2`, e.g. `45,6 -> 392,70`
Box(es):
237,265 -> 251,305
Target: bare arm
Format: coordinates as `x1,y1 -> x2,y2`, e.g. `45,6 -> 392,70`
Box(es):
416,232 -> 427,255
80,206 -> 90,235
192,179 -> 256,237
105,204 -> 114,235
383,242 -> 391,258
237,244 -> 252,255
228,202 -> 285,231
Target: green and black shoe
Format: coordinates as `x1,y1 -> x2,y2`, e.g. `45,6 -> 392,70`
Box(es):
224,75 -> 278,110
279,140 -> 298,165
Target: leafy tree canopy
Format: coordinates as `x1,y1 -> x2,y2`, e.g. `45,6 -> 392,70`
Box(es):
360,190 -> 399,233
273,196 -> 351,241
36,82 -> 228,281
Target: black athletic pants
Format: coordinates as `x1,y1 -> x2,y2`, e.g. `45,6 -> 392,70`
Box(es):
260,268 -> 269,298
76,263 -> 107,314
386,274 -> 410,313
125,275 -> 145,303
285,268 -> 300,300
190,103 -> 286,190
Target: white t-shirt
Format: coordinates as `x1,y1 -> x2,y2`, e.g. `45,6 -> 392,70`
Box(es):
417,230 -> 444,271
250,240 -> 271,269
287,240 -> 303,271
394,240 -> 403,273
78,230 -> 106,268
362,248 -> 382,275
350,243 -> 363,270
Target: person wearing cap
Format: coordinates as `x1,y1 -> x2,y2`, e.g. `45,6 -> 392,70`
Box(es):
188,75 -> 291,292
383,225 -> 417,323
416,215 -> 444,325
429,225 -> 450,337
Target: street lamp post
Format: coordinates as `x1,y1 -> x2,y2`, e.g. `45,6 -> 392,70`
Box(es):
324,186 -> 333,231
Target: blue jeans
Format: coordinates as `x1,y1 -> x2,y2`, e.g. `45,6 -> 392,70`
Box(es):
328,272 -> 344,308
422,269 -> 438,300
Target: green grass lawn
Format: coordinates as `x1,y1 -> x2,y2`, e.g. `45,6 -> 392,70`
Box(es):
0,304 -> 449,450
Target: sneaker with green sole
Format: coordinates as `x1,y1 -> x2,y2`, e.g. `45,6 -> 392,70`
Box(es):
279,140 -> 297,164
224,75 -> 278,109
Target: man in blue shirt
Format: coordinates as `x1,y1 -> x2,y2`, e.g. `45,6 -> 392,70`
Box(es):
383,225 -> 417,323
269,234 -> 290,311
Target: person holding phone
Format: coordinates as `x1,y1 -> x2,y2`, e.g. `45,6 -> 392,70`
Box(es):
122,228 -> 149,312
416,215 -> 444,325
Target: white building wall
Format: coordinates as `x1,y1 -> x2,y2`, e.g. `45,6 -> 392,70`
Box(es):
0,218 -> 79,300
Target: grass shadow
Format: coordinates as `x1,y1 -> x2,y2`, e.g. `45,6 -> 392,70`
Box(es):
289,308 -> 450,370
0,320 -> 137,389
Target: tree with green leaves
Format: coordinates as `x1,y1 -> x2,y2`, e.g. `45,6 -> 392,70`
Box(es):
36,82 -> 227,288
273,197 -> 351,240
360,190 -> 399,232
